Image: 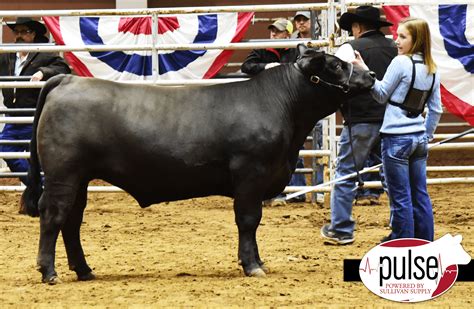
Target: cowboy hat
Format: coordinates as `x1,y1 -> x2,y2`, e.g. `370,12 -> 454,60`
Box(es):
339,6 -> 392,31
7,17 -> 47,36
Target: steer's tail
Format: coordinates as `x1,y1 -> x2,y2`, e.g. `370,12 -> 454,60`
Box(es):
23,74 -> 67,217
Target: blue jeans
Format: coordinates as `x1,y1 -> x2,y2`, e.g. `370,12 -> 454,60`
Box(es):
288,155 -> 306,186
382,132 -> 433,241
0,123 -> 33,185
276,149 -> 305,201
330,123 -> 382,235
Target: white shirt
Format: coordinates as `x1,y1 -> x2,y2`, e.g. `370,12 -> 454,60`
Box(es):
13,53 -> 29,97
15,52 -> 29,76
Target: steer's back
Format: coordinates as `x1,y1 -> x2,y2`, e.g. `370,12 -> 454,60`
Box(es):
38,76 -> 289,206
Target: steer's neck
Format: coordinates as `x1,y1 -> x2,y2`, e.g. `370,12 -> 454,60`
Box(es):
286,66 -> 344,153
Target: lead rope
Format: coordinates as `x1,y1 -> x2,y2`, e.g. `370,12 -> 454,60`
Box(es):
346,101 -> 365,191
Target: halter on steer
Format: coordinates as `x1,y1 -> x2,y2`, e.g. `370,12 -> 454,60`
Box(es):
294,60 -> 365,192
294,62 -> 354,94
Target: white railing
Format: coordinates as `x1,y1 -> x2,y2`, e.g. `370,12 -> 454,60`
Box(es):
2,176 -> 474,193
331,133 -> 474,142
0,79 -> 252,88
0,3 -> 330,18
345,0 -> 474,6
1,2 -> 473,197
0,39 -> 330,54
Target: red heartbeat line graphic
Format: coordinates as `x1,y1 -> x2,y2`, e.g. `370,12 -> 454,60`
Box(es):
359,254 -> 458,279
359,258 -> 378,275
436,253 -> 458,284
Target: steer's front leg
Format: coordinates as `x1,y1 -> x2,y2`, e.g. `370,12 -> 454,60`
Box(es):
233,191 -> 266,277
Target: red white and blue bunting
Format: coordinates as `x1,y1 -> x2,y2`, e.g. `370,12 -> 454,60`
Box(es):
384,5 -> 474,125
43,13 -> 253,80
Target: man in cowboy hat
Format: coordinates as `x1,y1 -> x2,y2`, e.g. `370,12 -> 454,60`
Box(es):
321,6 -> 397,245
0,17 -> 70,213
7,17 -> 50,43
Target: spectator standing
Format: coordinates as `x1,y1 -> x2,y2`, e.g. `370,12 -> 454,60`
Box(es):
320,6 -> 397,244
291,10 -> 322,40
291,11 -> 325,205
0,17 -> 71,213
241,19 -> 296,75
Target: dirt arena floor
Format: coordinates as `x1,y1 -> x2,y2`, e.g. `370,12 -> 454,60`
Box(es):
0,149 -> 473,307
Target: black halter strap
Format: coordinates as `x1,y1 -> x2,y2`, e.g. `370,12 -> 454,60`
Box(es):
293,62 -> 352,93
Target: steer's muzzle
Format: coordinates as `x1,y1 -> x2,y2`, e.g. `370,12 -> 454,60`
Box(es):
364,71 -> 377,89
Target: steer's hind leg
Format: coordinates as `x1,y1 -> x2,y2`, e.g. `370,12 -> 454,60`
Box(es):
37,180 -> 79,284
233,186 -> 266,277
61,182 -> 95,281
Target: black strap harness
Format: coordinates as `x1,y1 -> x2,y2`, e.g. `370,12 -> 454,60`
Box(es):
389,57 -> 436,118
294,62 -> 353,94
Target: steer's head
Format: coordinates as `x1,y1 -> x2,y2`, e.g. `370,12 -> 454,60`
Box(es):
296,44 -> 375,93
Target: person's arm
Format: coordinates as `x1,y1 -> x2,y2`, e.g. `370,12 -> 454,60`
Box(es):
424,74 -> 443,140
37,53 -> 71,80
370,56 -> 405,104
241,49 -> 268,76
351,50 -> 368,70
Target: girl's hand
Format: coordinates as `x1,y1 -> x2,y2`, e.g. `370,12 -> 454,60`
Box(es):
352,50 -> 369,71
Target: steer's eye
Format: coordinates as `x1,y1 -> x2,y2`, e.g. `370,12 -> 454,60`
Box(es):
333,63 -> 342,70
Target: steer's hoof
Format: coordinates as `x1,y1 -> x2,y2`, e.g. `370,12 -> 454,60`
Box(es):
42,275 -> 61,285
248,268 -> 266,277
78,271 -> 96,281
239,260 -> 269,273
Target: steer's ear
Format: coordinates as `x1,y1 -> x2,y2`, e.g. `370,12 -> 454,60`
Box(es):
309,51 -> 326,72
297,49 -> 326,74
297,44 -> 308,57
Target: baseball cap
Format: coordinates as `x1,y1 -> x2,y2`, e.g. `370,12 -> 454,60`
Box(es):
294,11 -> 311,20
268,19 -> 293,34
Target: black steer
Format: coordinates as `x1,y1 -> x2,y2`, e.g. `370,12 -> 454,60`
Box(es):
23,45 -> 375,283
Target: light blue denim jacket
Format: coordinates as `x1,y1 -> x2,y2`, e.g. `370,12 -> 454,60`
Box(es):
371,54 -> 442,139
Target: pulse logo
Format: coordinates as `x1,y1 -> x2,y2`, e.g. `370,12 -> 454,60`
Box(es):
359,234 -> 471,302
